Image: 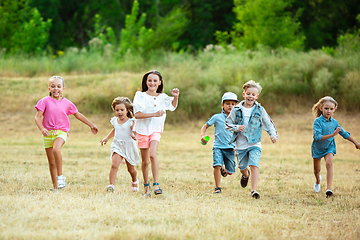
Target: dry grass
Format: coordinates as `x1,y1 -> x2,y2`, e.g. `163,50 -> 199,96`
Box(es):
1,76 -> 360,239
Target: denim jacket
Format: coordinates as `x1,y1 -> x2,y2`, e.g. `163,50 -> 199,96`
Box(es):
225,101 -> 278,144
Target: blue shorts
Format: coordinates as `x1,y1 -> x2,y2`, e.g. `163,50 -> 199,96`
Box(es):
213,148 -> 236,174
236,147 -> 261,170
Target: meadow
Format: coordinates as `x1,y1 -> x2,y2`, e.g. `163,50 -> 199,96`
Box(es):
0,74 -> 360,239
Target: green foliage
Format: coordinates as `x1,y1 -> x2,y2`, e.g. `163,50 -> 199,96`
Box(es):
228,0 -> 305,50
11,8 -> 52,54
119,0 -> 153,55
0,0 -> 32,50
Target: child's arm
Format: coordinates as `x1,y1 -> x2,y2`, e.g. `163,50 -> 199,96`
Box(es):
260,108 -> 278,143
346,136 -> 360,149
319,127 -> 341,141
100,128 -> 114,145
200,123 -> 210,144
225,108 -> 244,132
170,88 -> 180,108
73,112 -> 98,134
134,111 -> 165,119
130,121 -> 137,140
35,110 -> 50,136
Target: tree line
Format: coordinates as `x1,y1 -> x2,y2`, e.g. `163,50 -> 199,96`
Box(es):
0,0 -> 359,55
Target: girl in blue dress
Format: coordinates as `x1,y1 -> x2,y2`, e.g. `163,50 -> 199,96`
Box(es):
311,96 -> 360,197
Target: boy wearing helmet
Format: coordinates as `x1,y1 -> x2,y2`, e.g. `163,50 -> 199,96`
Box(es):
200,92 -> 239,194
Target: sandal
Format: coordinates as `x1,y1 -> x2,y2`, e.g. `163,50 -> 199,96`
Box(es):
153,182 -> 163,195
220,166 -> 228,177
144,182 -> 151,197
213,187 -> 222,194
131,178 -> 139,192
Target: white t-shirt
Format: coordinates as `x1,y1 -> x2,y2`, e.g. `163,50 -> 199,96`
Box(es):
133,91 -> 176,135
236,105 -> 262,150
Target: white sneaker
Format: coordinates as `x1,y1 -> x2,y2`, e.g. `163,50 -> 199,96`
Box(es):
57,175 -> 66,189
50,188 -> 60,193
106,184 -> 115,193
313,175 -> 322,193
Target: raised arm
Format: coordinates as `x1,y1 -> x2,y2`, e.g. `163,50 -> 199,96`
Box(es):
170,88 -> 179,108
73,112 -> 98,134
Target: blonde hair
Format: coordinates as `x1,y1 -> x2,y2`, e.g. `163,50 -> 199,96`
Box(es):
242,80 -> 262,94
312,96 -> 338,118
111,97 -> 134,118
48,76 -> 65,97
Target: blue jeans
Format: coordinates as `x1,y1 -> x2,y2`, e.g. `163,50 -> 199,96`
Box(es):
236,147 -> 261,170
213,148 -> 236,174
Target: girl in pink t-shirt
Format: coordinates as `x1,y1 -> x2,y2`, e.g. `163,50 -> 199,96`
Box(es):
35,76 -> 98,192
133,70 -> 179,196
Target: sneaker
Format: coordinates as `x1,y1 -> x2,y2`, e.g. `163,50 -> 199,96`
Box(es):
57,175 -> 66,189
251,190 -> 260,199
241,169 -> 250,188
106,184 -> 115,193
213,187 -> 222,194
50,188 -> 60,193
326,189 -> 333,198
313,175 -> 322,193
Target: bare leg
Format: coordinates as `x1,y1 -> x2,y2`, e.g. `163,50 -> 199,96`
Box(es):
125,160 -> 137,187
249,165 -> 259,191
140,148 -> 150,194
52,137 -> 65,176
149,140 -> 160,191
214,166 -> 221,188
313,158 -> 321,184
324,153 -> 334,190
240,168 -> 249,178
45,148 -> 57,189
109,153 -> 122,185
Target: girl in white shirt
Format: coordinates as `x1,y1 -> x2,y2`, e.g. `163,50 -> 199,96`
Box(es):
100,97 -> 140,193
133,70 -> 179,196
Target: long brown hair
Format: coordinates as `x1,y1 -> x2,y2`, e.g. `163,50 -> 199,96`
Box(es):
141,70 -> 163,93
111,97 -> 134,118
312,96 -> 338,118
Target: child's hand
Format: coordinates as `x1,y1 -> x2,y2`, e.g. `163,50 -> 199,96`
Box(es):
333,127 -> 341,136
270,136 -> 277,143
130,132 -> 137,141
154,110 -> 165,117
355,142 -> 360,150
41,128 -> 49,136
170,88 -> 180,97
200,136 -> 207,144
238,125 -> 245,132
90,125 -> 99,135
100,138 -> 108,146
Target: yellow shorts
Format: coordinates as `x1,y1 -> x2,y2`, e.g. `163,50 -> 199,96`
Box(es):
43,130 -> 68,148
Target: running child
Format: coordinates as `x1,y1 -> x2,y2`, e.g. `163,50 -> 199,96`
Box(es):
35,76 -> 98,192
200,92 -> 239,194
133,70 -> 179,196
311,96 -> 360,197
225,80 -> 277,199
100,97 -> 140,193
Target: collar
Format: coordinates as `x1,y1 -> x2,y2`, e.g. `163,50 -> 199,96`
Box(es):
319,114 -> 333,122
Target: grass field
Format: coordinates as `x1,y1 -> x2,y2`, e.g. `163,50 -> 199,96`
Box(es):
1,75 -> 360,239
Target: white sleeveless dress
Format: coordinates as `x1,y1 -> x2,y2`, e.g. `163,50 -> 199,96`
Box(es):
110,117 -> 140,166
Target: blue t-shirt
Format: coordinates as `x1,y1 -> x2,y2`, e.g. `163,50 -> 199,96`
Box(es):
207,111 -> 235,149
311,115 -> 350,159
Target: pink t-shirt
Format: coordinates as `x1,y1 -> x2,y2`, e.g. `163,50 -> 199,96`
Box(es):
35,96 -> 78,132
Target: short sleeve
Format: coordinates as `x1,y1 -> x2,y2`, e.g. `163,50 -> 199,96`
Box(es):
110,117 -> 117,126
35,97 -> 46,112
163,94 -> 176,111
206,115 -> 216,127
133,91 -> 144,114
66,100 -> 78,115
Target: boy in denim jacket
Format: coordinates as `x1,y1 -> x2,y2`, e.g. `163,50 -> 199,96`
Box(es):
225,80 -> 277,199
201,92 -> 239,194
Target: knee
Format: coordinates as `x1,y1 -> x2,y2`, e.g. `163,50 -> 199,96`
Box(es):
326,162 -> 333,169
149,154 -> 157,162
314,168 -> 320,174
142,159 -> 150,166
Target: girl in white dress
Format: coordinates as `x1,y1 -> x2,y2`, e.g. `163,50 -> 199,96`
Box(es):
133,70 -> 179,196
100,97 -> 140,193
